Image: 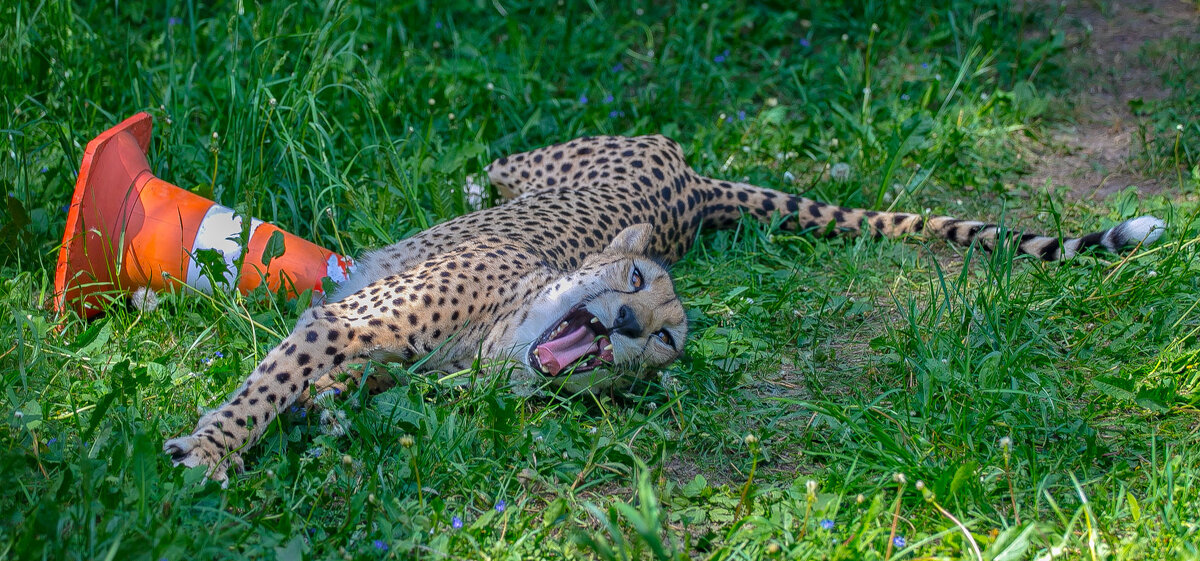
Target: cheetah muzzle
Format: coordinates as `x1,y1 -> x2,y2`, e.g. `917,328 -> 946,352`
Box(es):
165,133 -> 1166,482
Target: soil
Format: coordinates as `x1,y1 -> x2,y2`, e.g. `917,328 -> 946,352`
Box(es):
1023,0 -> 1199,200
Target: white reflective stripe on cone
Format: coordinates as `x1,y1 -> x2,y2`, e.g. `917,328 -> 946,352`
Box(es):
184,204 -> 263,293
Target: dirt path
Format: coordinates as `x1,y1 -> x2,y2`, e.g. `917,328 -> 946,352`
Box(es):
1025,0 -> 1198,200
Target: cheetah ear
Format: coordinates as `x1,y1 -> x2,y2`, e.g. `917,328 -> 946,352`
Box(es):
606,224 -> 653,255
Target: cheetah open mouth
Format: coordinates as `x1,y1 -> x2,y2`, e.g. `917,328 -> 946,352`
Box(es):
529,305 -> 614,376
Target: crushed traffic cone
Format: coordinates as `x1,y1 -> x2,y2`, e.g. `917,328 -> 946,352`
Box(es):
53,112 -> 355,318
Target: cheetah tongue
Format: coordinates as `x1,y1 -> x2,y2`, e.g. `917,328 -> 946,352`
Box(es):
537,325 -> 598,376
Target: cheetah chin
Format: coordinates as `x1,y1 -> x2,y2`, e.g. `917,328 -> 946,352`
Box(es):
528,304 -> 616,376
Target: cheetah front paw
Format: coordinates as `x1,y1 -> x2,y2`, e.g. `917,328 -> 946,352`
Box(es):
163,434 -> 242,484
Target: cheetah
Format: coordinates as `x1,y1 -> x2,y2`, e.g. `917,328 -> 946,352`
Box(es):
165,134 -> 1165,481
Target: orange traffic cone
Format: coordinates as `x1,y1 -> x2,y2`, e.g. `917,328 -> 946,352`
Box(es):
53,112 -> 355,318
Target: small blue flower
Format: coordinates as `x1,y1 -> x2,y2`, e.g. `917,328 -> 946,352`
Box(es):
434,21 -> 442,29
901,93 -> 910,101
495,499 -> 506,512
452,516 -> 463,529
611,63 -> 624,73
333,388 -> 342,395
820,519 -> 834,530
603,94 -> 614,104
609,110 -> 620,118
578,95 -> 588,104
61,204 -> 70,213
214,351 -> 224,358
893,536 -> 906,548
290,405 -> 299,413
921,62 -> 929,69
799,38 -> 811,48
373,539 -> 388,551
168,17 -> 181,26
725,116 -> 733,123
737,110 -> 746,121
714,49 -> 729,63
202,358 -> 212,366
47,437 -> 57,445
40,166 -> 48,173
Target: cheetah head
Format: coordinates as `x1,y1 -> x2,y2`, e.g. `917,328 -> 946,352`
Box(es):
513,224 -> 688,393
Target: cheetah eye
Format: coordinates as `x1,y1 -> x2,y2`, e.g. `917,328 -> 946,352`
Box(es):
630,266 -> 644,290
653,329 -> 675,348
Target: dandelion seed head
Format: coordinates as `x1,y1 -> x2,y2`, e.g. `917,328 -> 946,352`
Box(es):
830,162 -> 851,181
131,287 -> 159,313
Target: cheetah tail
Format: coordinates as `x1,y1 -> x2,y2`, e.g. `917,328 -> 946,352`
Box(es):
704,180 -> 1166,261
894,213 -> 1167,261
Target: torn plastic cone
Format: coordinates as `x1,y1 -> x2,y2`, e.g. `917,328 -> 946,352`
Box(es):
53,112 -> 355,318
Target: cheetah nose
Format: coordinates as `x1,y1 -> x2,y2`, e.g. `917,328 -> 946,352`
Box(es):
611,305 -> 642,338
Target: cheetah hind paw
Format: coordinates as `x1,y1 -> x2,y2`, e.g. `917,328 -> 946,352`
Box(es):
163,434 -> 242,486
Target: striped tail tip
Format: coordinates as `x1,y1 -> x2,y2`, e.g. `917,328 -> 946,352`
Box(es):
1108,215 -> 1166,249
1060,215 -> 1166,260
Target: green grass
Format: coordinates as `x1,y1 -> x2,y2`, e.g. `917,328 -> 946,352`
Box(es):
3,0 -> 1200,559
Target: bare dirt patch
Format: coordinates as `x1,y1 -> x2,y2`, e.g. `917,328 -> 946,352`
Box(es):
1023,0 -> 1199,200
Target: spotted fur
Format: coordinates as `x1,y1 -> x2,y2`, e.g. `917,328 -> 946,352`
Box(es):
165,134 -> 1165,481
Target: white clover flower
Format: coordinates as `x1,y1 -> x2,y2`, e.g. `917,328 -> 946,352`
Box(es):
486,82 -> 494,91
427,98 -> 436,106
783,170 -> 796,183
893,472 -> 907,484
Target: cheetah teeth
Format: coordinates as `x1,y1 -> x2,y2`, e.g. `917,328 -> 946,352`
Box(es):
603,344 -> 614,352
590,317 -> 600,324
548,321 -> 571,338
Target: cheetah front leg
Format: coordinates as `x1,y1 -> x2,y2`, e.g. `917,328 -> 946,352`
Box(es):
164,244 -> 527,481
